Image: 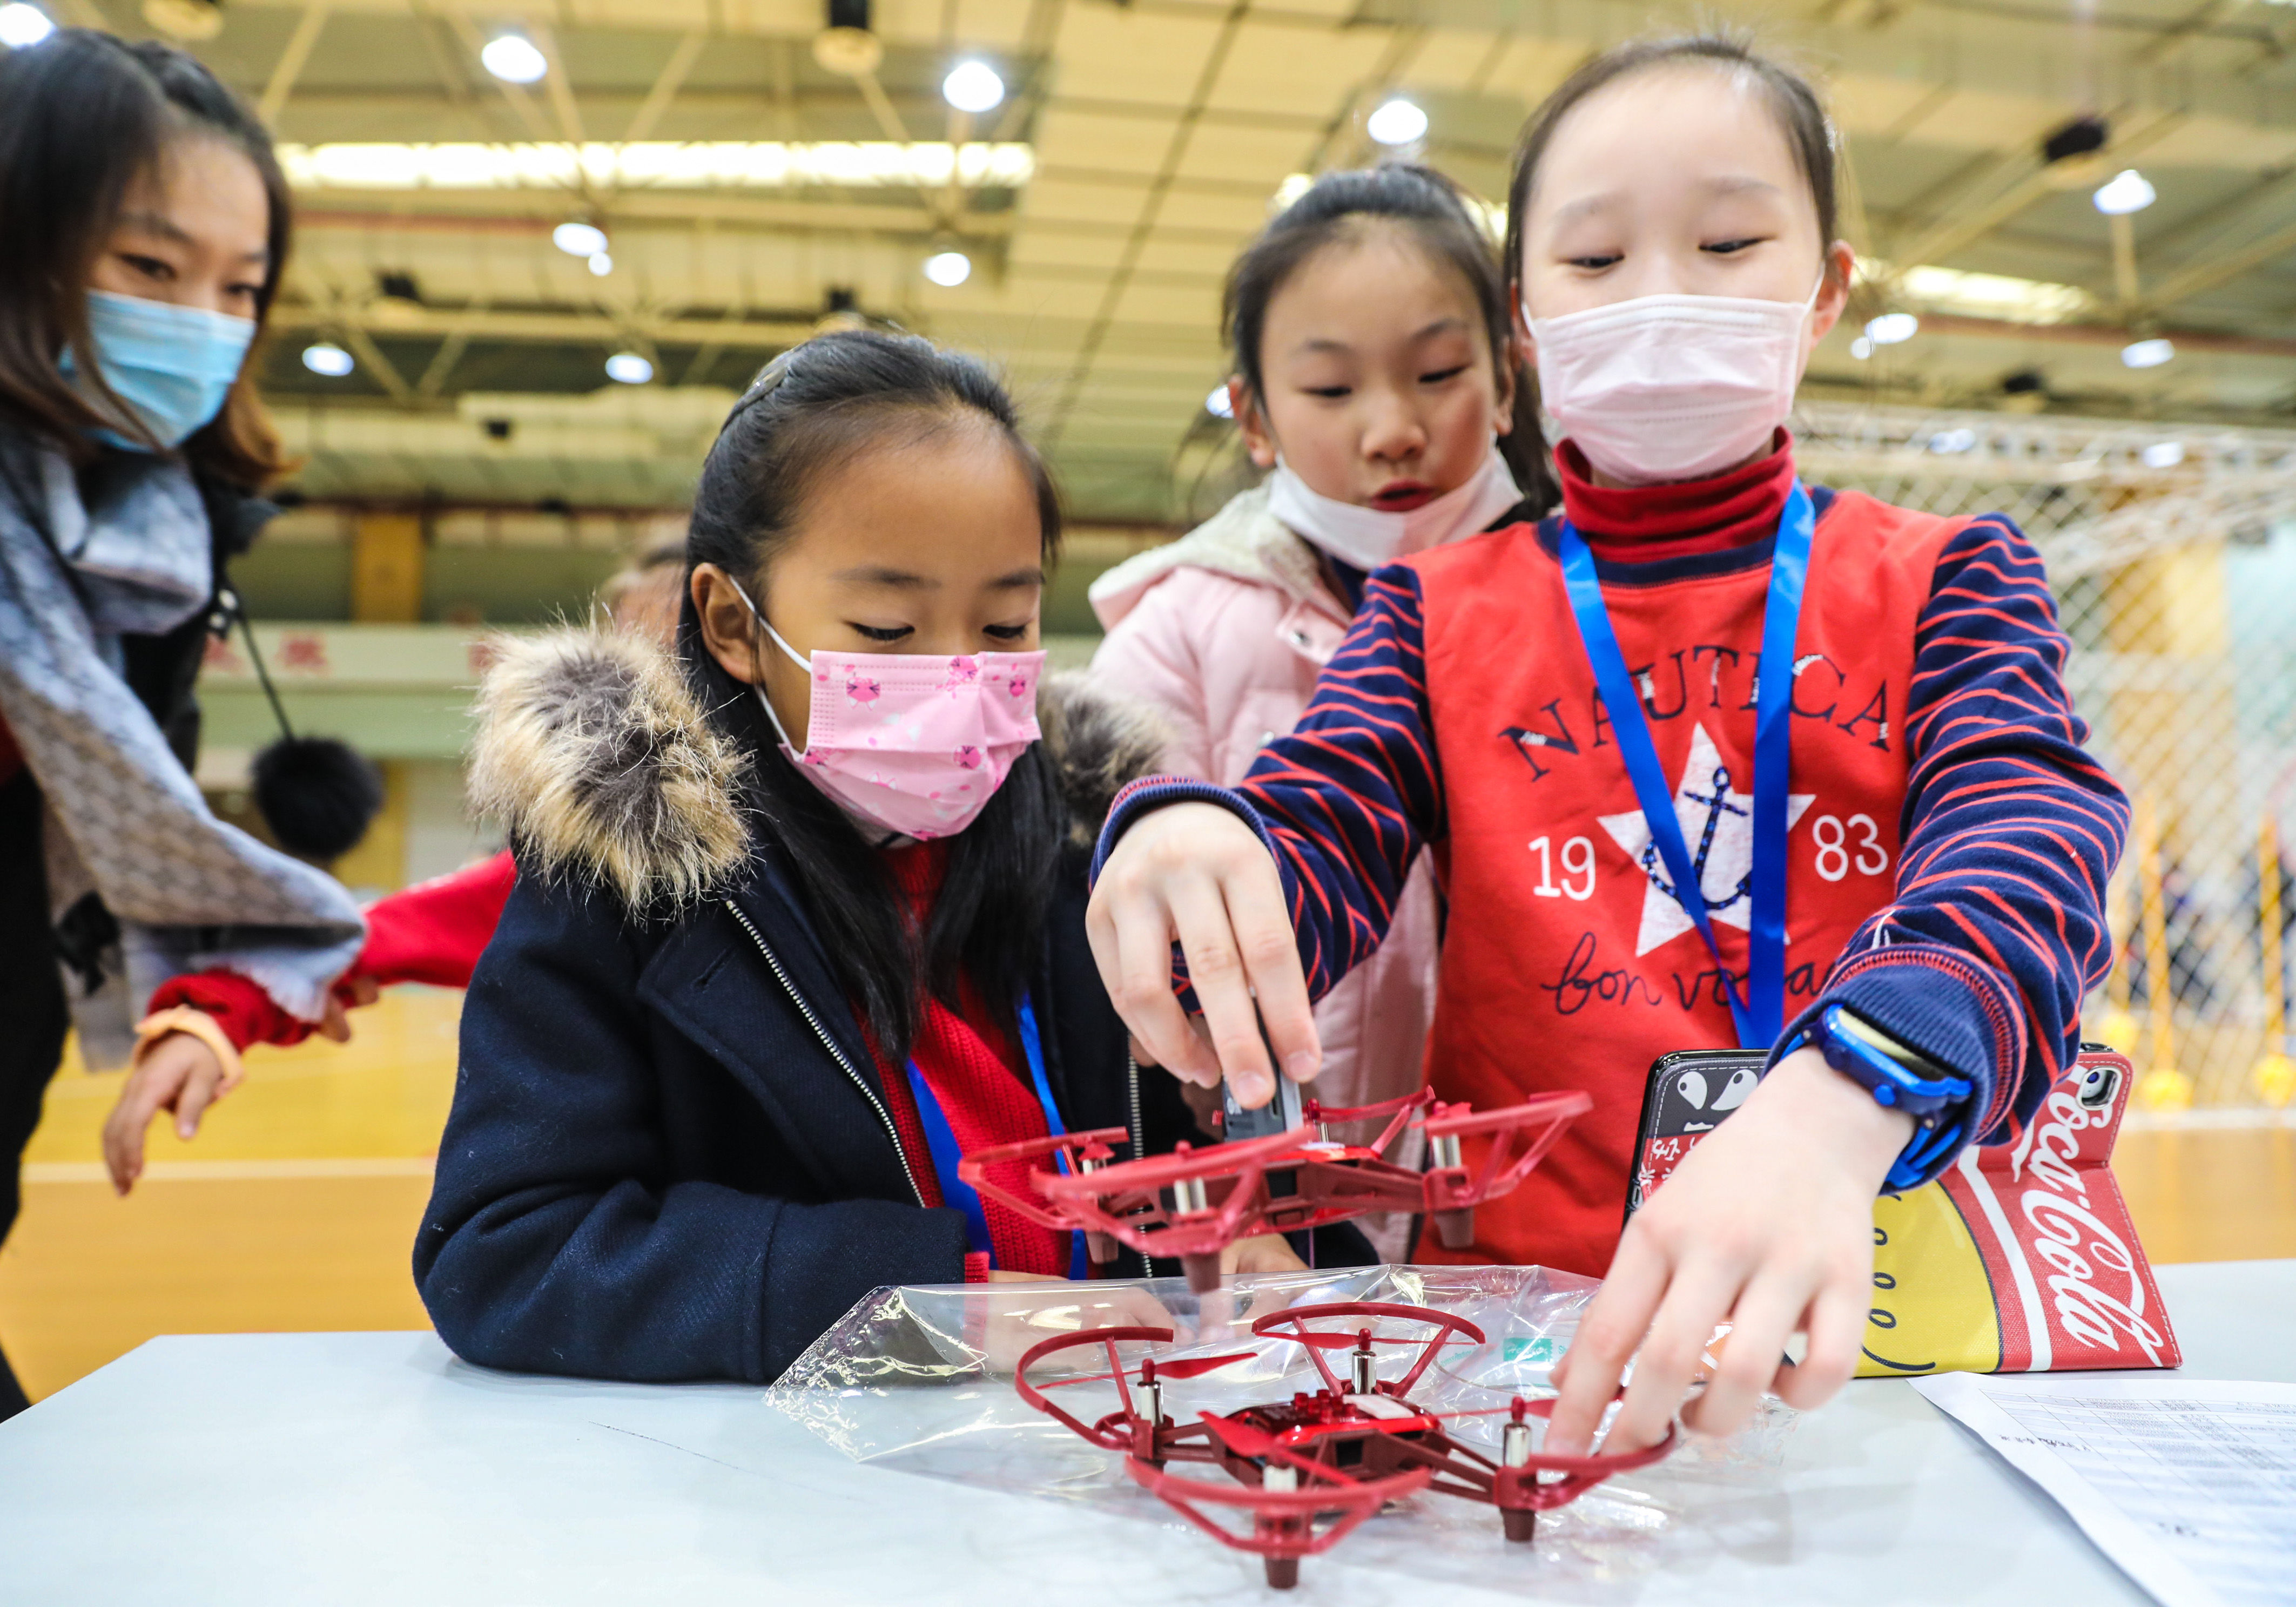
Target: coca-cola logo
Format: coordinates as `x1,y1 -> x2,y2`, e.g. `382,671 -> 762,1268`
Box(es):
2017,1090 -> 2097,1203
2013,1090 -> 2164,1363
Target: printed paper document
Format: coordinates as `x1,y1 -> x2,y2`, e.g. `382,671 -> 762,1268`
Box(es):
1914,1373 -> 2296,1606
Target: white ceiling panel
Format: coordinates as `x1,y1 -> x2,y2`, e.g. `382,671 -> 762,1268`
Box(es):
1130,234 -> 1248,281
1007,231 -> 1134,271
1049,5 -> 1230,107
1409,29 -> 1505,91
1205,22 -> 1392,118
1171,121 -> 1316,185
1114,279 -> 1223,329
1035,106 -> 1184,174
1023,177 -> 1162,226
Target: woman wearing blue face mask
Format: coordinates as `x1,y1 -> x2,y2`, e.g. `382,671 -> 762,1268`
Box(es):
0,31 -> 367,1417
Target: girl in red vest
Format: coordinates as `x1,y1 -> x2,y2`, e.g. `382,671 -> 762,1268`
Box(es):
1088,36 -> 2125,1458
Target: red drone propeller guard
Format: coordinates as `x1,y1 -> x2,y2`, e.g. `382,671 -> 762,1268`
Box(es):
1250,1300 -> 1487,1399
1013,1325 -> 1173,1448
1424,1090 -> 1592,1214
1301,1087 -> 1433,1154
1125,1455 -> 1435,1562
956,1093 -> 1594,1277
1491,1397 -> 1680,1510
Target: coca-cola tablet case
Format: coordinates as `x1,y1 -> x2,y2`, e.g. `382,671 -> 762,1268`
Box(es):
1625,1045 -> 2180,1377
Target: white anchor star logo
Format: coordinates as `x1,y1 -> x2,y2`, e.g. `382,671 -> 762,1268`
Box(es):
1597,723 -> 1814,958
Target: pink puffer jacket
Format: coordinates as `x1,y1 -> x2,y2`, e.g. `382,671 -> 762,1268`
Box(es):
1088,485 -> 1442,1194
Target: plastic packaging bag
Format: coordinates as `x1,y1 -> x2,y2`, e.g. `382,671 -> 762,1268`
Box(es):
767,1265 -> 1796,1590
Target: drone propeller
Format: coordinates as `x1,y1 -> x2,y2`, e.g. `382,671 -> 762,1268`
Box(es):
1036,1350 -> 1259,1389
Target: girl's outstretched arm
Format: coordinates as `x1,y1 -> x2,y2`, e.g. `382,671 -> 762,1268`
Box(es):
1087,571 -> 1445,1102
1546,512 -> 2128,1456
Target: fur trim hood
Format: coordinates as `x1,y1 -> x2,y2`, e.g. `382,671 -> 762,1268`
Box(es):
469,626 -> 1168,908
1086,483 -> 1337,633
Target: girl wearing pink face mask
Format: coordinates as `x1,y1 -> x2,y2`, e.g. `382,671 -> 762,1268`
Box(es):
1089,167 -> 1544,1250
1086,37 -> 2123,1461
414,332 -> 1348,1386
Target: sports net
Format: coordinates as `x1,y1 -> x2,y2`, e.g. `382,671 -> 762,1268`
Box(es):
1796,401 -> 2296,1112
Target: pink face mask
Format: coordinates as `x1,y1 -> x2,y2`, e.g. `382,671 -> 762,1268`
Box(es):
729,578 -> 1044,841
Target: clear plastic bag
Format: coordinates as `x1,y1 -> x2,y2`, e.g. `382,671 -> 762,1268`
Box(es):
767,1265 -> 1797,1590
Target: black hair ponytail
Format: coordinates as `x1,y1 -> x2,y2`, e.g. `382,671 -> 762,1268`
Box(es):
679,329 -> 1066,1066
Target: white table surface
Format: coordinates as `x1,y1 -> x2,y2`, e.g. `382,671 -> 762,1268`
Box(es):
2,1259 -> 2288,1606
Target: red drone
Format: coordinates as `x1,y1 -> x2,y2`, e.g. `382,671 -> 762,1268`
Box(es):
959,1087 -> 1591,1292
1016,1300 -> 1675,1589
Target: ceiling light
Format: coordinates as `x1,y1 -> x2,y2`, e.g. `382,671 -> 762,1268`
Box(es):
923,249 -> 972,287
2122,337 -> 2175,369
2141,440 -> 2186,468
481,32 -> 547,84
587,252 -> 612,276
1366,98 -> 1429,147
553,221 -> 608,257
1849,336 -> 1873,361
1865,312 -> 1920,346
812,25 -> 881,76
0,3 -> 55,48
604,352 -> 654,384
2092,169 -> 2156,215
1206,385 -> 1234,418
942,60 -> 1005,113
300,342 -> 354,377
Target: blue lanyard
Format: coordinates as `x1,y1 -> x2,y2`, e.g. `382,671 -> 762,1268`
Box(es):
1554,481 -> 1814,1048
902,995 -> 1088,1280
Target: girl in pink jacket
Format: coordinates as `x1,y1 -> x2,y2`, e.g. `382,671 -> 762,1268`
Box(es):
1088,166 -> 1543,1246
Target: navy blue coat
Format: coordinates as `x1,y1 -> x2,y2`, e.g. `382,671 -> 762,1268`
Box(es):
413,630 -> 1214,1384
415,834 -> 1193,1384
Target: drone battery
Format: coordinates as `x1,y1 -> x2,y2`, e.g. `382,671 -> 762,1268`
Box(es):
1220,1074 -> 1304,1143
1221,1016 -> 1307,1143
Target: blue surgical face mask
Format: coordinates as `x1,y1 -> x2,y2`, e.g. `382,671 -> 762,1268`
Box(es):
59,289 -> 257,451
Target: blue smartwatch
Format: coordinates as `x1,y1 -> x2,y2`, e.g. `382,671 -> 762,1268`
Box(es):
1778,1003 -> 1974,1192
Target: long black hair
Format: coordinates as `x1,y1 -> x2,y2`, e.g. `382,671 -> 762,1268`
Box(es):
679,329 -> 1067,1066
0,29 -> 293,486
1221,163 -> 1553,512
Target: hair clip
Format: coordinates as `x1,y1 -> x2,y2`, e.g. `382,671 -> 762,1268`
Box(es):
719,350 -> 796,431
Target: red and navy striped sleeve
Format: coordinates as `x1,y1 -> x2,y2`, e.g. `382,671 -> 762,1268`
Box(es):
1094,513 -> 2124,1180
1794,515 -> 2129,1169
1094,565 -> 1442,1002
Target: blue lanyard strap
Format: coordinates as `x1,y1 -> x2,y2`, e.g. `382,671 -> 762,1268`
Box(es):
1554,481 -> 1814,1049
902,995 -> 1087,1280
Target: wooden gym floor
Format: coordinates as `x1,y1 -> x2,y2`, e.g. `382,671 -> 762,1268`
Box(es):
1,988 -> 2292,1405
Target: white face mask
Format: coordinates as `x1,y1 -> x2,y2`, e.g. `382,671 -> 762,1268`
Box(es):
1524,282 -> 1821,486
1265,447 -> 1523,571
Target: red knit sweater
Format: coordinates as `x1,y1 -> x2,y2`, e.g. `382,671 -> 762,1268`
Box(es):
866,841 -> 1071,1280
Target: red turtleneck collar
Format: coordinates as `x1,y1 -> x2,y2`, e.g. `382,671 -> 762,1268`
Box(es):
1556,432 -> 1796,564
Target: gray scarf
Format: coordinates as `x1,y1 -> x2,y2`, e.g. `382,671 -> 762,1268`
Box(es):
0,434 -> 365,1067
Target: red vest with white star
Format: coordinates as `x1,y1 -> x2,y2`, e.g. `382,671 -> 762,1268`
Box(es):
1409,490 -> 1965,1276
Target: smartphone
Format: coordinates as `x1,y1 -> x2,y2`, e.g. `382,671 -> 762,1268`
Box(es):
1623,1039 -> 2131,1226
1624,1048 -> 1767,1224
